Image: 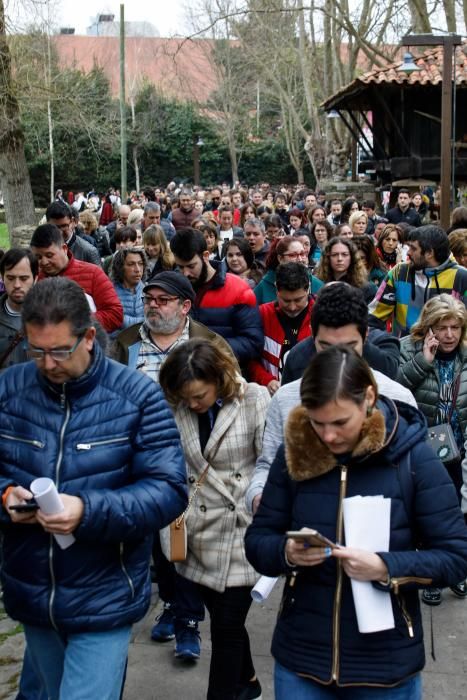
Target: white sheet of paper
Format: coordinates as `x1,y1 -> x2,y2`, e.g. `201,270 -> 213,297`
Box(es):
343,495 -> 394,633
251,576 -> 278,603
30,477 -> 75,550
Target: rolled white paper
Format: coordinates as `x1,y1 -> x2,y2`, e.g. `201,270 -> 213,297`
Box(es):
343,495 -> 394,634
251,575 -> 278,602
30,477 -> 75,550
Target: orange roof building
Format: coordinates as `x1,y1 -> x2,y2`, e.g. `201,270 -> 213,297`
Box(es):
52,35 -> 219,103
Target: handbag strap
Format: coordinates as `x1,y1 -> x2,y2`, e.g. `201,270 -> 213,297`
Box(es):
175,462 -> 210,525
447,373 -> 461,422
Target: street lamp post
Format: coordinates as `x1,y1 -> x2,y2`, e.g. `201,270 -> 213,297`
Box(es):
400,34 -> 462,230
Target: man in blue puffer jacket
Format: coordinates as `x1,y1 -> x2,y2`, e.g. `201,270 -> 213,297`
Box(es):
0,277 -> 187,700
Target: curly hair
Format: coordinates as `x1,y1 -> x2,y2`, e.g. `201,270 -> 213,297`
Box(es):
410,293 -> 467,344
110,247 -> 147,284
352,235 -> 384,272
79,210 -> 98,233
142,225 -> 174,269
314,236 -> 368,288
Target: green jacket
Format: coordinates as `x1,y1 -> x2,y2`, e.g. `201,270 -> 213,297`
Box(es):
398,337 -> 467,433
254,269 -> 323,305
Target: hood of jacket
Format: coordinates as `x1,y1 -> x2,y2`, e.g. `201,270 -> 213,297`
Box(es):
424,254 -> 459,277
285,395 -> 426,481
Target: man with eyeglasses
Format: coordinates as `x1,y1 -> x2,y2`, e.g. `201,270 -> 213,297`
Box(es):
0,277 -> 187,700
30,223 -> 123,334
46,201 -> 102,267
249,263 -> 315,396
171,190 -> 199,231
112,271 -> 234,382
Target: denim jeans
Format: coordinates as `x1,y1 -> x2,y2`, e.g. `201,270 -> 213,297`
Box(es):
24,624 -> 131,700
274,662 -> 422,700
15,646 -> 47,700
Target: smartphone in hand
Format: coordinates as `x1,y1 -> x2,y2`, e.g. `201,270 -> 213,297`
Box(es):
286,528 -> 336,548
9,500 -> 39,513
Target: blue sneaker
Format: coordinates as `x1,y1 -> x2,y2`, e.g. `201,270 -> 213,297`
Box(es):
174,620 -> 201,660
151,603 -> 175,642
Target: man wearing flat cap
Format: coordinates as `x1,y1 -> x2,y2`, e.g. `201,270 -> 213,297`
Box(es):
112,271 -> 234,382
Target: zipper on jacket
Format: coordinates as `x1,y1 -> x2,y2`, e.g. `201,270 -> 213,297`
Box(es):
0,434 -> 44,449
76,437 -> 129,450
120,543 -> 135,599
331,464 -> 348,683
48,394 -> 71,631
396,593 -> 414,638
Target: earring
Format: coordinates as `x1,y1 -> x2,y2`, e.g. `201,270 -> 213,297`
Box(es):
366,404 -> 373,418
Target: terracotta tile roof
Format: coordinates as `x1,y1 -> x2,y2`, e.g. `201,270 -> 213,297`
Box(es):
322,41 -> 467,110
52,35 -> 220,102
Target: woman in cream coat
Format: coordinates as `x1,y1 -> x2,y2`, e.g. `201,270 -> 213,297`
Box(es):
159,339 -> 269,700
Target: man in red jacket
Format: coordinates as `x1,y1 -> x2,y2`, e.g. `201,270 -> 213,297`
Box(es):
249,262 -> 314,395
30,225 -> 123,333
170,227 -> 263,364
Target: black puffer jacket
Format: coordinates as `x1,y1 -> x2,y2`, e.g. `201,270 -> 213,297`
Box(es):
245,398 -> 467,687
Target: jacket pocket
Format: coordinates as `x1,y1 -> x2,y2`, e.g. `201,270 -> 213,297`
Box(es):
0,432 -> 45,449
75,436 -> 130,451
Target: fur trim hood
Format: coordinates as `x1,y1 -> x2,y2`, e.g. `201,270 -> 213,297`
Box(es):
285,403 -> 392,481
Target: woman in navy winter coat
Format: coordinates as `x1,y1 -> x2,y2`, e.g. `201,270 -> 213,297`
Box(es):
245,346 -> 467,699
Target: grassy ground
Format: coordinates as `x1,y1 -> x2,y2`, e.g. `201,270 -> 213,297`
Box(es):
0,224 -> 9,251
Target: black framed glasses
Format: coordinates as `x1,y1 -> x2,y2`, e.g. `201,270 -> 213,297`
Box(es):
141,295 -> 180,306
27,333 -> 85,362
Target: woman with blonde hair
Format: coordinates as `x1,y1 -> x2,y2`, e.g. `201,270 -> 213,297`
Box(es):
398,293 -> 467,604
142,224 -> 175,282
348,210 -> 369,237
314,236 -> 375,303
159,339 -> 269,700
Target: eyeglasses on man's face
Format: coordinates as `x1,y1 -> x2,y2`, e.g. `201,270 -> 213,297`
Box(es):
142,294 -> 180,307
27,333 -> 85,362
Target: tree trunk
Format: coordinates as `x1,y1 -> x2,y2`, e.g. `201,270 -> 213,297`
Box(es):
47,99 -> 54,203
0,0 -> 36,234
228,139 -> 238,185
129,98 -> 140,193
442,0 -> 457,32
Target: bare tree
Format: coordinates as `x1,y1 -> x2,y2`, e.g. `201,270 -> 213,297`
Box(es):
0,0 -> 36,233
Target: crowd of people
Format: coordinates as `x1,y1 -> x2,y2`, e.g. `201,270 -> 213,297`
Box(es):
1,179 -> 467,700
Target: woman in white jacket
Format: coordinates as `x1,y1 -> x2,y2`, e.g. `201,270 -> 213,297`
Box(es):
159,339 -> 269,700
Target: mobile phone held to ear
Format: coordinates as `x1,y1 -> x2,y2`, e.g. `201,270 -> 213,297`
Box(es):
286,528 -> 337,548
9,499 -> 39,513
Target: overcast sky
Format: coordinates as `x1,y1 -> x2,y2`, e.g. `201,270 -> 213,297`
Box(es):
7,0 -> 195,37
